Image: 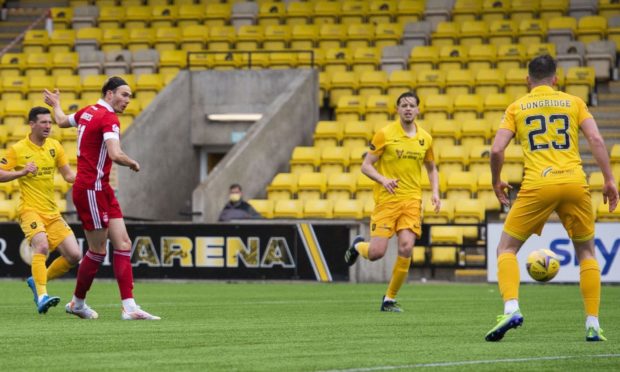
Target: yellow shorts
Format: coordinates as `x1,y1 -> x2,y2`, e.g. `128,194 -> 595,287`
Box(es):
504,184 -> 594,242
370,199 -> 422,238
19,210 -> 74,251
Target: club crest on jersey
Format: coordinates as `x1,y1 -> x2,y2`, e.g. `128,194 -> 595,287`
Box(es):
0,158 -> 6,164
419,139 -> 424,146
30,222 -> 37,229
396,149 -> 404,159
49,149 -> 55,157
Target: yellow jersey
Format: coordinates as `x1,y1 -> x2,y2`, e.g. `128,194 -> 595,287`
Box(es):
500,85 -> 592,189
0,136 -> 69,215
369,121 -> 434,204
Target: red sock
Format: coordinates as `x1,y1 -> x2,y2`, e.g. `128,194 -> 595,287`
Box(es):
113,250 -> 134,300
74,250 -> 106,299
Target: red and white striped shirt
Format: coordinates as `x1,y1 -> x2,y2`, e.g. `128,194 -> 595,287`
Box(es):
68,99 -> 120,190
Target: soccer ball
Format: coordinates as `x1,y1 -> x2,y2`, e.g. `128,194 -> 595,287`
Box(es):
526,249 -> 560,282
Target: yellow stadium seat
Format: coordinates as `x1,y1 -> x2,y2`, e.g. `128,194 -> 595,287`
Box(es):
588,171 -> 605,216
565,66 -> 595,103
375,22 -> 402,49
50,7 -> 73,30
460,119 -> 492,151
452,0 -> 483,24
409,45 -> 439,72
2,76 -> 28,100
269,52 -> 297,69
154,27 -> 181,53
488,20 -> 517,46
355,173 -> 374,202
346,23 -> 374,49
367,0 -> 396,24
248,199 -> 274,219
26,75 -> 53,101
445,69 -> 474,98
477,171 -> 502,211
204,3 -> 231,27
267,173 -> 298,200
577,16 -> 607,43
273,200 -> 304,219
124,6 -> 151,29
318,24 -> 347,50
324,47 -> 352,75
290,24 -> 318,49
497,44 -> 526,72
358,71 -> 388,100
303,199 -> 334,219
290,146 -> 321,174
596,201 -> 620,221
25,53 -> 51,77
333,199 -> 363,219
286,1 -> 313,26
474,69 -> 505,96
468,144 -> 492,174
342,121 -> 373,149
23,30 -> 49,53
258,2 -> 285,26
446,171 -> 477,202
430,119 -> 460,150
326,173 -> 356,201
396,0 -> 424,24
297,172 -> 327,201
517,19 -> 547,45
483,93 -> 513,125
159,50 -> 188,75
51,52 -> 78,77
320,146 -> 350,176
328,71 -> 358,108
75,27 -> 102,54
236,25 -> 264,51
438,145 -> 468,179
454,198 -> 486,239
150,5 -> 178,29
481,0 -> 509,22
180,25 -> 208,52
504,144 -> 524,184
547,16 -> 577,44
362,198 -> 375,218
415,69 -> 445,98
135,73 -> 163,100
98,6 -> 125,29
422,94 -> 453,122
336,95 -> 365,122
467,45 -> 497,74
460,20 -> 489,46
453,94 -> 483,123
339,0 -> 367,25
351,47 -> 380,74
526,43 -> 556,60
313,1 -> 341,24
127,28 -> 155,52
599,0 -> 620,18
504,68 -> 529,98
263,25 -> 291,50
438,45 -> 468,72
387,70 -> 416,97
207,25 -> 235,51
313,120 -> 344,148
0,199 -> 18,221
539,0 -> 568,20
431,21 -> 459,47
100,29 -> 128,52
348,146 -> 368,175
365,95 -> 394,122
177,4 -> 205,28
424,199 -> 454,223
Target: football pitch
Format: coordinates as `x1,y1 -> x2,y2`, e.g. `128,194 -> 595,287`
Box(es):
1,280 -> 618,371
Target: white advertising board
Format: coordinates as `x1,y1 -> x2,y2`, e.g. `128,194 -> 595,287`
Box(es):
487,223 -> 620,283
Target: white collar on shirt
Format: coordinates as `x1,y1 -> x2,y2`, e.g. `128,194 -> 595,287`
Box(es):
97,99 -> 115,113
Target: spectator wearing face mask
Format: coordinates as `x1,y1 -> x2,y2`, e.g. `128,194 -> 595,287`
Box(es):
218,184 -> 263,222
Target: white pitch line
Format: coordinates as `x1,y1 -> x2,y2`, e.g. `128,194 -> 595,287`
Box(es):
319,354 -> 620,372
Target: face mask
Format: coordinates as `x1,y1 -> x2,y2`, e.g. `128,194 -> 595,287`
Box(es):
229,193 -> 241,202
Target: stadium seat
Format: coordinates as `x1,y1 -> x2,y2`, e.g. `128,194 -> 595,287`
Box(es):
423,199 -> 453,224
313,1 -> 341,25
526,43 -> 556,60
263,25 -> 291,50
483,93 -> 513,125
396,0 -> 425,24
453,95 -> 483,123
273,199 -> 304,219
98,6 -> 125,29
131,49 -> 159,76
348,146 -> 368,175
431,21 -> 459,46
596,201 -> 620,222
488,20 -> 517,46
475,69 -> 505,96
387,70 -> 415,98
135,73 -> 163,101
454,198 -> 486,240
290,146 -> 321,174
332,199 -> 363,219
154,27 -> 181,53
159,50 -> 188,75
445,69 -> 474,98
50,7 -> 73,30
75,27 -> 102,54
100,29 -> 128,52
402,19 -> 432,48
51,52 -> 78,77
320,146 -> 350,175
103,50 -> 131,76
461,119 -> 491,151
346,24 -> 374,49
585,41 -> 616,82
423,94 -> 453,122
565,66 -> 595,103
207,26 -> 236,51
286,1 -> 313,26
297,172 -> 327,201
25,53 -> 51,77
326,173 -> 357,201
468,144 -> 492,175
204,3 -> 231,27
335,95 -> 365,122
127,28 -> 155,52
367,0 -> 396,24
481,0 -> 509,23
588,171 -> 605,216
415,70 -> 445,99
0,199 -> 17,221
504,144 -> 524,184
123,6 -> 151,29
178,4 -> 205,28
351,47 -> 380,73
318,24 -> 347,51
438,145 -> 468,179
517,19 -> 547,45
267,173 -> 298,201
577,15 -> 607,43
247,199 -> 273,219
1,76 -> 28,100
375,22 -> 403,49
313,121 -> 344,149
438,45 -> 468,72
329,71 -> 359,107
556,41 -> 586,70
409,45 -> 439,72
323,47 -> 352,75
23,30 -> 49,53
504,68 -> 529,98
539,0 -> 568,21
235,25 -> 264,51
459,20 -> 489,46
429,119 -> 460,149
476,171 -> 501,211
358,71 -> 387,100
547,16 -> 578,44
497,44 -> 526,72
452,0 -> 483,24
180,25 -> 208,52
72,5 -> 98,29
0,53 -> 26,77
290,24 -> 318,49
365,95 -> 394,122
446,171 -> 477,202
258,2 -> 285,26
342,121 -> 373,149
340,0 -> 368,25
304,199 -> 334,219
26,75 -> 53,101
511,0 -> 540,22
355,173 -> 375,202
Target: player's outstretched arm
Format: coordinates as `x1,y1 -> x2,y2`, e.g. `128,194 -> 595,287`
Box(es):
490,128 -> 514,208
43,88 -> 72,128
581,118 -> 619,212
105,139 -> 140,172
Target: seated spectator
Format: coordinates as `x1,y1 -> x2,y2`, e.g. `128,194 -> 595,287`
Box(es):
218,184 -> 262,221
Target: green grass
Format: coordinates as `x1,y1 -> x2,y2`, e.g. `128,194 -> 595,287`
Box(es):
1,280 -> 618,371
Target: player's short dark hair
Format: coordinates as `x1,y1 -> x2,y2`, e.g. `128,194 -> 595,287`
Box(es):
396,91 -> 420,107
528,54 -> 557,81
101,76 -> 129,97
230,184 -> 242,191
28,106 -> 51,123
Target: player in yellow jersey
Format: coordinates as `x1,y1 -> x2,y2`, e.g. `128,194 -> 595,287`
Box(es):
0,107 -> 82,314
344,92 -> 441,312
485,55 -> 619,342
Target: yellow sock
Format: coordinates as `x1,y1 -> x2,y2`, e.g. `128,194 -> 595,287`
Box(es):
47,256 -> 73,281
579,258 -> 601,317
385,255 -> 411,299
355,242 -> 369,259
31,253 -> 48,297
497,253 -> 519,302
